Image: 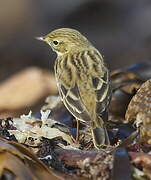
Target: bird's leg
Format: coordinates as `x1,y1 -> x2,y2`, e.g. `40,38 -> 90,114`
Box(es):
70,119 -> 80,144
76,119 -> 79,142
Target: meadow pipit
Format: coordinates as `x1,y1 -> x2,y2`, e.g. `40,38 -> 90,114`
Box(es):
37,28 -> 111,148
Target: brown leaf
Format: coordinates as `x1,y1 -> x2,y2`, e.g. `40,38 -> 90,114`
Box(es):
0,67 -> 57,117
0,138 -> 62,180
129,152 -> 151,179
110,70 -> 143,117
125,79 -> 151,144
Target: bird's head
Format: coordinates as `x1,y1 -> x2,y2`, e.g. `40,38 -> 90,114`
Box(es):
36,28 -> 91,55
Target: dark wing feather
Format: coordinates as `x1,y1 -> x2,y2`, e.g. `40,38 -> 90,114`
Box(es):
59,83 -> 92,123
92,70 -> 111,114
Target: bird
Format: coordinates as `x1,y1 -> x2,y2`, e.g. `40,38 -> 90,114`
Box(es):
36,28 -> 111,148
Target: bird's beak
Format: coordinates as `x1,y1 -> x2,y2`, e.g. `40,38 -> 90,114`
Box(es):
35,36 -> 46,42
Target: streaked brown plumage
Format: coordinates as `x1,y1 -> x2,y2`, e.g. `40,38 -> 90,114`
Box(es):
37,28 -> 111,148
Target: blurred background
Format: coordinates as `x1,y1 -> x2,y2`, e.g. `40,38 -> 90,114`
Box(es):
1,0 -> 151,79
0,0 -> 151,117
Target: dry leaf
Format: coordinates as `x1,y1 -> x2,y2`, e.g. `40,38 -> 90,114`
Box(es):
0,138 -> 61,180
0,67 -> 57,117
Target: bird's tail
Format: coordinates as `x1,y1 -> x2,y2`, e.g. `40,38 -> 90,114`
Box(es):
91,117 -> 110,148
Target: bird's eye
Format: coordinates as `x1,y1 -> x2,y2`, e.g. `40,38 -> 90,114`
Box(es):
53,40 -> 59,45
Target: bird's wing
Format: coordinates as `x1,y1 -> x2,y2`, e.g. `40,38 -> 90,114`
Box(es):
81,48 -> 111,115
92,69 -> 111,114
54,50 -> 111,124
54,58 -> 92,124
59,83 -> 92,123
